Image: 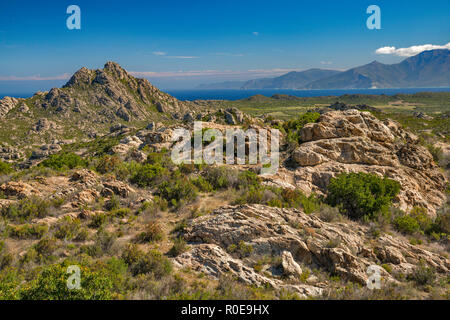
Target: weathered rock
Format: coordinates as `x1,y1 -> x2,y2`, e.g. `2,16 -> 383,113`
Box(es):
176,204 -> 448,294
0,181 -> 40,199
103,180 -> 133,198
0,96 -> 19,118
32,118 -> 59,132
30,144 -> 62,159
69,169 -> 99,187
291,110 -> 447,214
281,251 -> 303,278
224,111 -> 236,125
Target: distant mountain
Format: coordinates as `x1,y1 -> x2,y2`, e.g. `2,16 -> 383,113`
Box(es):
197,49 -> 450,90
306,49 -> 450,89
196,80 -> 246,89
241,69 -> 342,89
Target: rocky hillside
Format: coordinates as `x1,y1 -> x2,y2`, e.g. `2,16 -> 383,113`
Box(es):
0,62 -> 204,154
0,62 -> 448,300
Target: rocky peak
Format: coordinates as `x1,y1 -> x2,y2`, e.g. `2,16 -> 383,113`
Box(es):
63,67 -> 95,88
103,61 -> 129,80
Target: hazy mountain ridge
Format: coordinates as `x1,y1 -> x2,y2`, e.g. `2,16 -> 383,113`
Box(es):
197,50 -> 450,90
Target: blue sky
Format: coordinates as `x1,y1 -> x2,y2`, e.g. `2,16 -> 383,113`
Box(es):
0,0 -> 449,91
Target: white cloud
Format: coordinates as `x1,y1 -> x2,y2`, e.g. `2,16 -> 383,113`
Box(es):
215,52 -> 244,57
252,31 -> 259,36
0,73 -> 71,81
153,51 -> 166,56
166,56 -> 199,59
320,61 -> 333,65
375,42 -> 450,57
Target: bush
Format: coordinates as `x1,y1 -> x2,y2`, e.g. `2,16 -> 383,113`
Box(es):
282,112 -> 320,144
202,166 -> 238,190
34,238 -> 58,258
1,197 -> 51,222
88,213 -> 108,229
111,208 -> 131,218
407,262 -> 436,286
95,155 -> 122,175
317,204 -> 342,222
0,161 -> 13,175
52,216 -> 82,240
168,237 -> 188,257
234,185 -> 321,213
427,208 -> 450,236
82,230 -> 117,257
19,262 -> 114,299
130,163 -> 169,188
227,241 -> 253,258
393,207 -> 434,236
191,176 -> 213,193
122,245 -> 172,277
135,222 -> 164,243
393,214 -> 420,235
157,177 -> 197,207
9,224 -> 48,239
326,172 -> 401,220
40,152 -> 88,171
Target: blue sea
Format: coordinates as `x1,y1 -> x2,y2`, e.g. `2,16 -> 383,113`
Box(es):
165,88 -> 450,101
2,87 -> 450,101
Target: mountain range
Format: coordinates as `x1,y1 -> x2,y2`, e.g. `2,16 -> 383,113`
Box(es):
197,49 -> 450,90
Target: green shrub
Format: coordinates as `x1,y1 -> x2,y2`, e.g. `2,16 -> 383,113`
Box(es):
40,152 -> 88,171
393,207 -> 435,236
82,229 -> 117,257
191,176 -> 213,193
135,222 -> 164,243
9,224 -> 48,239
122,245 -> 172,277
157,177 -> 197,207
111,207 -> 131,218
427,208 -> 450,236
95,155 -> 122,174
227,241 -> 253,258
326,172 -> 401,220
393,214 -> 420,235
407,262 -> 436,286
409,207 -> 432,232
202,166 -> 238,190
0,242 -> 13,271
1,197 -> 51,222
52,217 -> 83,241
105,194 -> 120,211
234,185 -> 321,213
0,161 -> 13,175
282,112 -> 320,144
317,204 -> 342,222
168,237 -> 188,257
34,237 -> 58,258
19,262 -> 114,300
88,213 -> 108,229
130,163 -> 169,187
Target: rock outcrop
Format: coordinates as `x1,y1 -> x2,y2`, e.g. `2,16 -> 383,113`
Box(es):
291,110 -> 447,214
0,96 -> 20,118
174,204 -> 449,297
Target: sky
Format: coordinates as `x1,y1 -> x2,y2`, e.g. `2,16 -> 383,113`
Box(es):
0,0 -> 449,92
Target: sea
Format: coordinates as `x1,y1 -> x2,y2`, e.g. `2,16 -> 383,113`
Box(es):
1,87 -> 450,101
